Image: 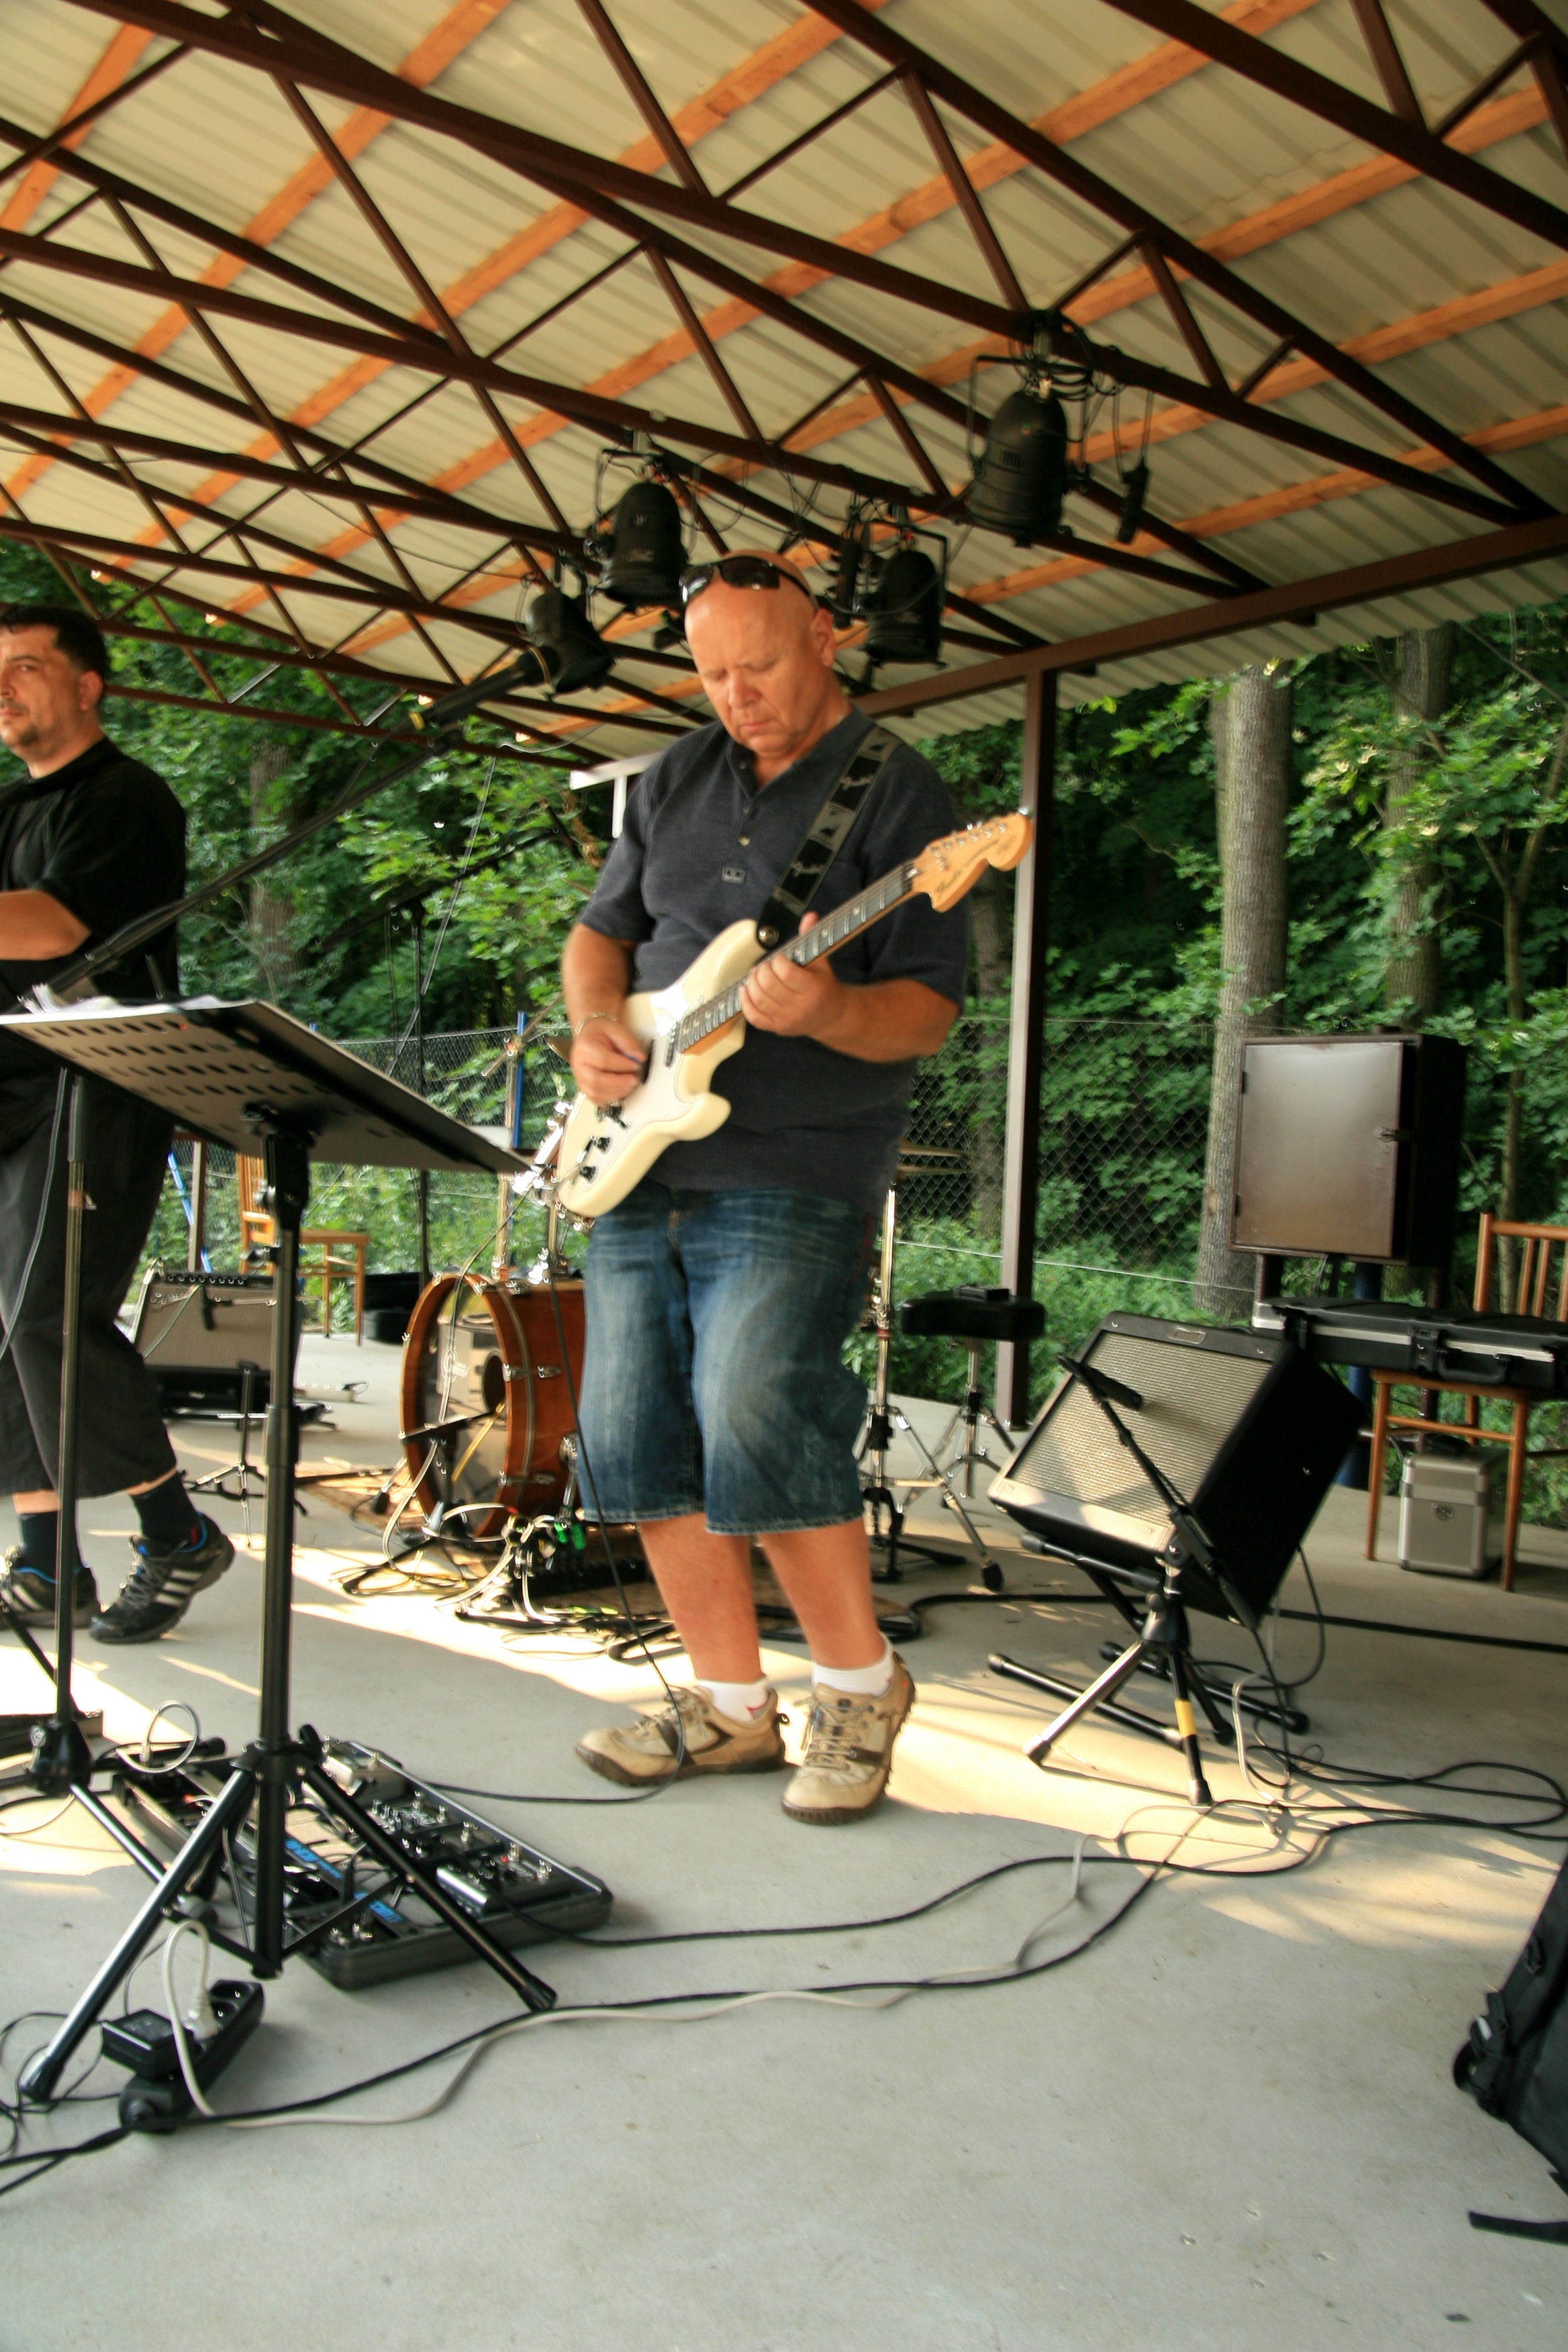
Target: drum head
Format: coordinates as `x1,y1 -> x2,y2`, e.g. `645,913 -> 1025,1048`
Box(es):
401,1277 -> 528,1540
400,1275 -> 584,1538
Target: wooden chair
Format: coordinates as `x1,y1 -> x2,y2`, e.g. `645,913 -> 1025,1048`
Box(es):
236,1153 -> 369,1344
1366,1216 -> 1568,1591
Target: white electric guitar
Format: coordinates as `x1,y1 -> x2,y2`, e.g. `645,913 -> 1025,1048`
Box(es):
554,810 -> 1032,1216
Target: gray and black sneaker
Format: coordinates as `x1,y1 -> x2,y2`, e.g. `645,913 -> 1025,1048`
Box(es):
0,1548 -> 100,1629
89,1516 -> 236,1646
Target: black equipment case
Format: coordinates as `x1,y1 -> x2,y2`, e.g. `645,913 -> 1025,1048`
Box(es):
1254,1295 -> 1568,1398
1455,1850 -> 1568,2185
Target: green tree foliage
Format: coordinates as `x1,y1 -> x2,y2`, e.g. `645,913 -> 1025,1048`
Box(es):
0,540 -> 609,1039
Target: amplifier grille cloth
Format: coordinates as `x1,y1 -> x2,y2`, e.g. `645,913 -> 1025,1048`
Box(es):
1006,1336 -> 1271,1535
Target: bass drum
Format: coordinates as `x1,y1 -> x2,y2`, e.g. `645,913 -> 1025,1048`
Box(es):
400,1275 -> 585,1538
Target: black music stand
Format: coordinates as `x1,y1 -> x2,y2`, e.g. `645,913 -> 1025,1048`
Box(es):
0,997 -> 556,2109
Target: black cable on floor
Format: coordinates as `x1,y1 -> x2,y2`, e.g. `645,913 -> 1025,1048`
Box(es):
1277,1608 -> 1568,1657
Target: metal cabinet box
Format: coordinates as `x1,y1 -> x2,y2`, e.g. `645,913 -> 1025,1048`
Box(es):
1399,1454 -> 1491,1579
1232,1034 -> 1465,1265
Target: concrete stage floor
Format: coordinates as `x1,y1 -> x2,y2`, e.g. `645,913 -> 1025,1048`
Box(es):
3,1332 -> 1567,2351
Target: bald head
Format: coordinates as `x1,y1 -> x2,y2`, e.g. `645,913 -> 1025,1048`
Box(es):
684,553 -> 848,785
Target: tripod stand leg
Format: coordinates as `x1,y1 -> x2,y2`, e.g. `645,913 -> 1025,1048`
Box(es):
1168,1646 -> 1213,1810
251,1132 -> 309,1980
30,1075 -> 94,1793
17,1763 -> 256,2101
990,1653 -> 1193,1749
1016,1637 -> 1148,1764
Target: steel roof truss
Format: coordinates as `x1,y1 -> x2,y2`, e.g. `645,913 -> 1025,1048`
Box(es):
898,69 -> 1028,313
800,0 -> 1550,520
36,6 -> 1542,532
1096,0 -> 1568,250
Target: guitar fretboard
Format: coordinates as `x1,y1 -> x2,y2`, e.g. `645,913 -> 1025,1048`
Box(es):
673,862 -> 918,1053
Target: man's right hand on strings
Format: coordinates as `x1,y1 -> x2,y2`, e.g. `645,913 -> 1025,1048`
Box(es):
570,1013 -> 647,1105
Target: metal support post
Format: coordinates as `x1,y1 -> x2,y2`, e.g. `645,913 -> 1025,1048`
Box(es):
995,670 -> 1055,1432
28,1074 -> 94,1792
251,1125 -> 309,1979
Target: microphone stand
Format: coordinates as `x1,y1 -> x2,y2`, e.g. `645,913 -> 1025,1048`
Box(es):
990,1357 -> 1248,1808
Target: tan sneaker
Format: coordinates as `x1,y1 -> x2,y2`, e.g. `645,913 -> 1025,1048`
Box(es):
781,1655 -> 915,1825
575,1685 -> 786,1786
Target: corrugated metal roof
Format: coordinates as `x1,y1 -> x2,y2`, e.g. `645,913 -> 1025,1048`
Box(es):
0,0 -> 1564,750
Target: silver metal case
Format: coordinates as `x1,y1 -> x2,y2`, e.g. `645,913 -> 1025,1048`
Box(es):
1398,1454 -> 1491,1578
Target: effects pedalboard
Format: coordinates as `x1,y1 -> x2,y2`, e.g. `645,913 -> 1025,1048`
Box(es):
113,1736 -> 613,1992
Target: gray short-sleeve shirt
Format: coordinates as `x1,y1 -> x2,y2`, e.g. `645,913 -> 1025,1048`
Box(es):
578,709 -> 969,1210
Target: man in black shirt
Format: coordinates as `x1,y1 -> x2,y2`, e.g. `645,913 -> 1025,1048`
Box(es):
0,605 -> 234,1642
564,553 -> 967,1824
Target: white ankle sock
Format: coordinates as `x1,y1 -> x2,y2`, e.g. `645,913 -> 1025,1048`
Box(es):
812,1638 -> 893,1699
701,1675 -> 772,1723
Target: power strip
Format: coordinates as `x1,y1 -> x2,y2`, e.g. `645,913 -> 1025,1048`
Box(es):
101,1979 -> 265,2130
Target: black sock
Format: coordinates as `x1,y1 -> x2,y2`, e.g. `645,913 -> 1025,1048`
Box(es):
132,1475 -> 203,1553
16,1509 -> 79,1579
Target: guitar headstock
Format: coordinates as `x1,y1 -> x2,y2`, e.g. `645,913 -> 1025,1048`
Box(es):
910,812 -> 1033,910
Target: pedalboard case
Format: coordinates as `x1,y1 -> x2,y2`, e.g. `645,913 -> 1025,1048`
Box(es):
113,1737 -> 611,1989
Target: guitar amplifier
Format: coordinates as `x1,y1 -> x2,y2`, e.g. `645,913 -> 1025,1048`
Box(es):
989,1314 -> 1361,1621
131,1267 -> 276,1414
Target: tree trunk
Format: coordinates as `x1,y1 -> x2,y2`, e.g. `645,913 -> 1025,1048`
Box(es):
1195,664 -> 1291,1321
968,866 -> 1010,1236
1384,622 -> 1451,1021
1499,883 -> 1526,1236
248,742 -> 297,999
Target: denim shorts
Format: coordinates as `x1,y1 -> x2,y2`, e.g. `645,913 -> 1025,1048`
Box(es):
575,1182 -> 875,1535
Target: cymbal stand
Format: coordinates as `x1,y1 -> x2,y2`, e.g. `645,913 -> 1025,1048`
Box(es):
854,1182 -> 993,1583
191,1360 -> 265,1538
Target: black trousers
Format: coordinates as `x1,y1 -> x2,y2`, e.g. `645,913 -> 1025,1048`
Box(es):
0,1073 -> 177,1498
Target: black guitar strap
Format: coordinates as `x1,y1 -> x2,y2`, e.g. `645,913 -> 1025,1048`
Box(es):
753,724 -> 901,949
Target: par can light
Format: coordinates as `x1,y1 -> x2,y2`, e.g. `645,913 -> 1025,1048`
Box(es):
525,586 -> 614,697
601,477 -> 687,609
968,384 -> 1068,545
864,544 -> 944,667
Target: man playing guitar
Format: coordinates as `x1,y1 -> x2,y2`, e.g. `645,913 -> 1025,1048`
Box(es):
562,550 -> 967,1822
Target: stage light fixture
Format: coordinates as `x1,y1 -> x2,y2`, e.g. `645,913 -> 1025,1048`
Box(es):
524,583 -> 614,696
1116,458 -> 1150,544
863,542 -> 944,668
967,383 -> 1069,545
828,509 -> 876,628
601,475 -> 687,609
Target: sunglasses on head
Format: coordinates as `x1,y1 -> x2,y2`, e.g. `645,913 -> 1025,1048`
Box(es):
679,555 -> 816,607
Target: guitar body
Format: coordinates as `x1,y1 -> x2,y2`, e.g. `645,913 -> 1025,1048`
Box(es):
552,810 -> 1032,1222
555,919 -> 761,1216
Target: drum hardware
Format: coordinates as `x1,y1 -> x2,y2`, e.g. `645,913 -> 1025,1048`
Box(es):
399,1273 -> 585,1544
189,1360 -> 266,1538
854,1175 -> 993,1583
391,1408 -> 505,1565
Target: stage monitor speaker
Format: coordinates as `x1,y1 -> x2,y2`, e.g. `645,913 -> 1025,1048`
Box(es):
131,1267 -> 276,1415
1231,1032 -> 1465,1265
989,1313 -> 1361,1621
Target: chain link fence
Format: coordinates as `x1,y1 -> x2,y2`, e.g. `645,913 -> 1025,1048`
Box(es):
136,1016 -> 1568,1532
144,1014 -> 1217,1391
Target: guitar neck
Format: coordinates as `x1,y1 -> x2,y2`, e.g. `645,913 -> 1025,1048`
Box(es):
675,861 -> 918,1052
